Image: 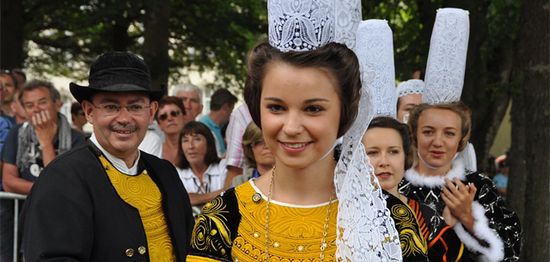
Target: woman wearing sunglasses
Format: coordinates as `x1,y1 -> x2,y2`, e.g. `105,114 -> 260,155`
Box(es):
156,96 -> 188,166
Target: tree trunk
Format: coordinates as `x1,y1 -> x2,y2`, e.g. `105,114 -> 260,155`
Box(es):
0,0 -> 24,69
509,0 -> 550,260
142,0 -> 170,95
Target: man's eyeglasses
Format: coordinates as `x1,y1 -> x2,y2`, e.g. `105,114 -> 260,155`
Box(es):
92,103 -> 150,116
158,110 -> 182,121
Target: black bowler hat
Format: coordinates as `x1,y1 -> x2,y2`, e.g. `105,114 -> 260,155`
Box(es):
69,51 -> 164,103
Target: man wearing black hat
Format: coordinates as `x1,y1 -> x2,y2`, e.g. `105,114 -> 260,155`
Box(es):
21,52 -> 194,261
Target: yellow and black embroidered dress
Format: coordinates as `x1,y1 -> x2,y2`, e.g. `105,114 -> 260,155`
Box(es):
384,191 -> 429,261
187,180 -> 338,261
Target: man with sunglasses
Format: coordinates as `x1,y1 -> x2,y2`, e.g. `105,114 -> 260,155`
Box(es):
21,52 -> 194,261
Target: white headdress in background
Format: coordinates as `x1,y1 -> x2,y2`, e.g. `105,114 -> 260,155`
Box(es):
334,19 -> 402,261
268,0 -> 362,51
423,8 -> 476,170
397,79 -> 425,98
423,8 -> 469,104
355,20 -> 398,118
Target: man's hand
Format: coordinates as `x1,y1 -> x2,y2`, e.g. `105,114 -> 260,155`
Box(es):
32,110 -> 57,146
31,110 -> 58,166
441,178 -> 477,232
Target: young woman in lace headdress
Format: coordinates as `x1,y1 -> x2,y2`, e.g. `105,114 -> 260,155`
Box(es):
400,102 -> 521,261
186,41 -> 361,262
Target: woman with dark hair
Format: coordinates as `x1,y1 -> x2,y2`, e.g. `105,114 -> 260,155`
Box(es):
401,102 -> 521,261
363,116 -> 428,261
365,116 -> 472,261
176,121 -> 227,215
232,122 -> 274,187
157,96 -> 188,166
187,41 -> 362,261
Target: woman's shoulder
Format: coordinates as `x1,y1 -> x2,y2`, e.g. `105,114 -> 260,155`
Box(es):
176,167 -> 195,179
206,159 -> 228,176
188,187 -> 241,261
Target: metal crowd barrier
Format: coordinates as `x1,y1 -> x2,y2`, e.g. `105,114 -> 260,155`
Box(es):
0,191 -> 27,262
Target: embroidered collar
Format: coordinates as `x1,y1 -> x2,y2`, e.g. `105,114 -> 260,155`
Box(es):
90,133 -> 140,176
404,158 -> 466,188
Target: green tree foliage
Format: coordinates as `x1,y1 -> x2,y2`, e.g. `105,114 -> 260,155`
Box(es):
22,0 -> 267,88
13,0 -> 524,171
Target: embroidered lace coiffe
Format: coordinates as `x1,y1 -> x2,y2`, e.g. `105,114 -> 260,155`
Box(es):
423,8 -> 470,105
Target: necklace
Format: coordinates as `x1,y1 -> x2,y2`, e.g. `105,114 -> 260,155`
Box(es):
264,165 -> 334,262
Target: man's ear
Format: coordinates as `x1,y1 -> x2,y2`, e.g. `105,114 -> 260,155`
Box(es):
55,100 -> 63,112
81,101 -> 95,124
148,101 -> 159,124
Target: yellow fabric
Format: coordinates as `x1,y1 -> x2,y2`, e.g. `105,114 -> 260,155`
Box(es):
187,255 -> 221,262
100,155 -> 175,261
233,182 -> 338,261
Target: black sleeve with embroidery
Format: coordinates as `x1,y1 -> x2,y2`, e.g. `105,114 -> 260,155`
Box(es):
384,190 -> 429,261
467,172 -> 522,261
188,188 -> 241,261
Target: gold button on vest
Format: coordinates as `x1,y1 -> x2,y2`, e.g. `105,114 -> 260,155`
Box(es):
125,248 -> 135,257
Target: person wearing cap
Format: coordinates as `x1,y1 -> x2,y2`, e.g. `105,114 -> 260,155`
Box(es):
492,154 -> 509,198
396,79 -> 424,124
21,51 -> 194,261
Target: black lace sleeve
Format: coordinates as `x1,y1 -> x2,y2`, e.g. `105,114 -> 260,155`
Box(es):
188,188 -> 241,261
467,172 -> 522,261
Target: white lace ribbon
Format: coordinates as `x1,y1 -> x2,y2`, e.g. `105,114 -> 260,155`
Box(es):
335,79 -> 402,261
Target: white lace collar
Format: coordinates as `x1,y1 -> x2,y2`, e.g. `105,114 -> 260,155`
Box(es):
404,158 -> 466,188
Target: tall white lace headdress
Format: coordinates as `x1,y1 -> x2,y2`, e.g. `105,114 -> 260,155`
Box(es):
397,79 -> 425,98
423,8 -> 477,170
423,8 -> 469,104
268,0 -> 362,51
334,19 -> 402,261
268,1 -> 401,261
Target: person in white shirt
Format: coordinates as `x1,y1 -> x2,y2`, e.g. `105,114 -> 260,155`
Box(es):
176,121 -> 227,215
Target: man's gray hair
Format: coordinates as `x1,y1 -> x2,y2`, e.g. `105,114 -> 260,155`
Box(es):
171,83 -> 203,102
19,79 -> 61,103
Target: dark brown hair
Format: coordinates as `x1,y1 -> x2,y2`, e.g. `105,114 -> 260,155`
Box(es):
243,42 -> 361,137
367,116 -> 414,170
156,96 -> 186,119
176,121 -> 220,169
408,102 -> 472,152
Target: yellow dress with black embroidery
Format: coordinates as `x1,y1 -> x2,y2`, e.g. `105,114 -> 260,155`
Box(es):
187,181 -> 338,262
100,156 -> 175,261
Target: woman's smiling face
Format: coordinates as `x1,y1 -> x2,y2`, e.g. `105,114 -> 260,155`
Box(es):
260,62 -> 341,169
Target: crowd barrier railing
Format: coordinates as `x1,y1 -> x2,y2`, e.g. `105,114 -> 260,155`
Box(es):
0,191 -> 27,262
